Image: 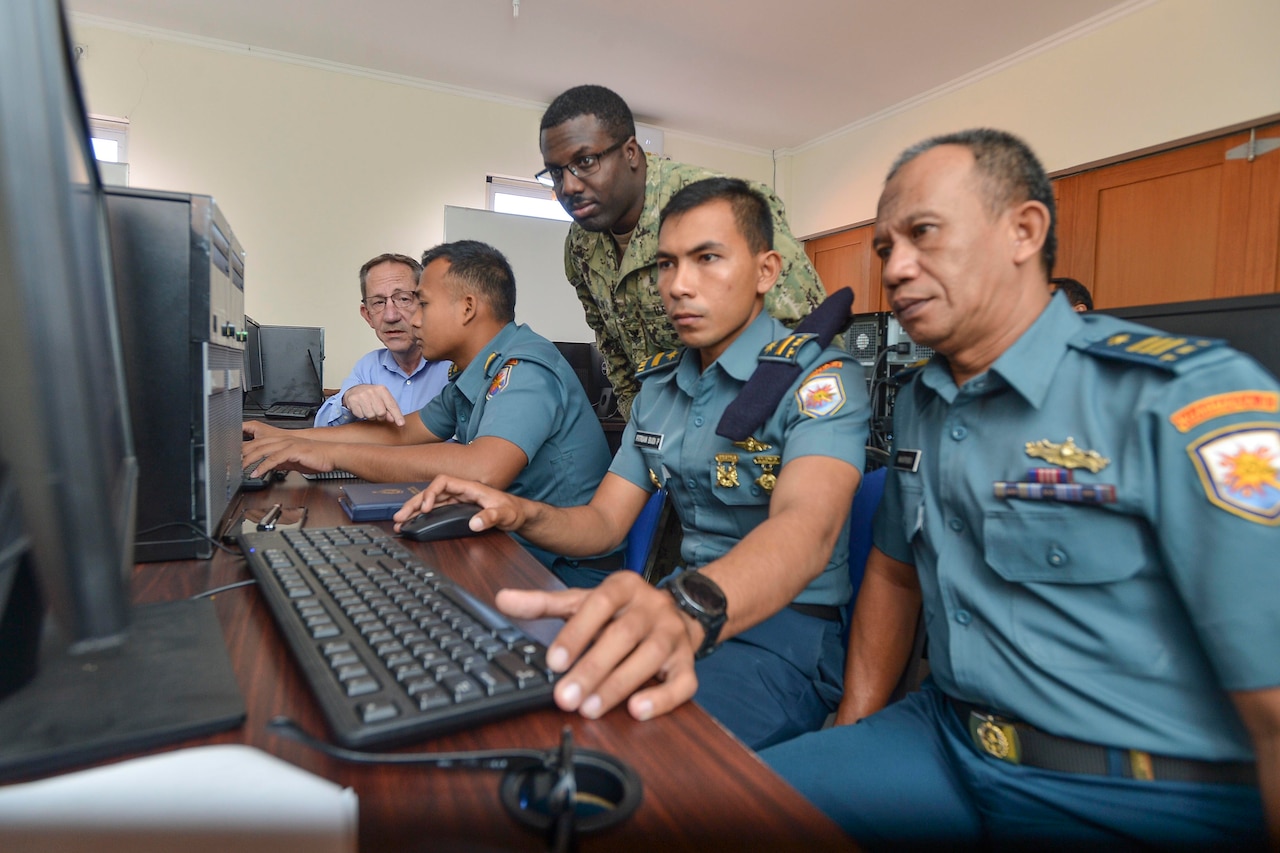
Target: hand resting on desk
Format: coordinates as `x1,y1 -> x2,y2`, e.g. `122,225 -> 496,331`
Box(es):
396,475 -> 701,725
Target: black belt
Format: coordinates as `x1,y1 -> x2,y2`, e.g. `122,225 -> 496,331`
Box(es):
947,696 -> 1256,786
787,602 -> 841,622
564,552 -> 626,572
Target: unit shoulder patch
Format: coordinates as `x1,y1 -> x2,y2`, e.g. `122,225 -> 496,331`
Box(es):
1081,333 -> 1225,371
796,371 -> 846,418
486,359 -> 519,399
1170,391 -> 1280,432
636,349 -> 681,379
1187,422 -> 1280,525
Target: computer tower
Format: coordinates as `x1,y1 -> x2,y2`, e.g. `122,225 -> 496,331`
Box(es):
105,187 -> 246,561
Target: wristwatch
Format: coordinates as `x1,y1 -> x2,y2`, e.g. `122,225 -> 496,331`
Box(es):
667,571 -> 728,660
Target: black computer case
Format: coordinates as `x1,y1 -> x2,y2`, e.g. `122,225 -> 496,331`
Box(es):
105,187 -> 246,561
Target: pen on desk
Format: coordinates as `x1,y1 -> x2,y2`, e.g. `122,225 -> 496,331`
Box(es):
257,503 -> 283,531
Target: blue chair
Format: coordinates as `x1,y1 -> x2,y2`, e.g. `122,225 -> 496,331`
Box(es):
625,489 -> 667,575
846,465 -> 887,607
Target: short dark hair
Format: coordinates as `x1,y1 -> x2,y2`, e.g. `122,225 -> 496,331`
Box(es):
658,177 -> 774,255
540,85 -> 636,144
419,240 -> 516,323
358,253 -> 421,299
1051,277 -> 1093,311
887,128 -> 1057,276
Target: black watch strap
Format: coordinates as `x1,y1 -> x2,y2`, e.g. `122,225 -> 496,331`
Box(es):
668,571 -> 727,660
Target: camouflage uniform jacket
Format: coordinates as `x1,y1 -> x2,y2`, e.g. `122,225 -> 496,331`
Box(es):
563,152 -> 825,419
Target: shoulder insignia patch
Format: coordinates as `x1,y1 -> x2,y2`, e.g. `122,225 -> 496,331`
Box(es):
805,359 -> 844,381
1083,333 -> 1224,371
1187,422 -> 1280,525
796,372 -> 846,418
1171,391 -> 1279,433
760,333 -> 819,366
486,359 -> 519,399
636,349 -> 681,379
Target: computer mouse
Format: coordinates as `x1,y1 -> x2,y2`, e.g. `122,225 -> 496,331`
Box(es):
399,503 -> 485,542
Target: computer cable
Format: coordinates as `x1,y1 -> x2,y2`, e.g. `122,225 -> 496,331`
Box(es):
135,520 -> 240,556
189,578 -> 257,600
268,716 -> 642,849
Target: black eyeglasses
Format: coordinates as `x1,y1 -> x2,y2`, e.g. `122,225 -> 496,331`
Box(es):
362,291 -> 417,314
535,138 -> 627,187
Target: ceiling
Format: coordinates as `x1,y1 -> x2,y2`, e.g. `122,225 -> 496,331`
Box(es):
67,0 -> 1143,152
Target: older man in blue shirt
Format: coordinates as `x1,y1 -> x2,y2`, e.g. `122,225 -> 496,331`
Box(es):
313,253 -> 451,427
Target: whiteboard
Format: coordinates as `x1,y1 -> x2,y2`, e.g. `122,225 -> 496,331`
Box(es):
443,206 -> 594,343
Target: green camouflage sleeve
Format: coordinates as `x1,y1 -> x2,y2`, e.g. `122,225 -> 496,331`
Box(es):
752,181 -> 826,326
564,239 -> 640,419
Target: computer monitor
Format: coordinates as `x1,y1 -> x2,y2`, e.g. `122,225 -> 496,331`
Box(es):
259,324 -> 325,408
0,0 -> 243,780
244,314 -> 265,392
1102,294 -> 1280,380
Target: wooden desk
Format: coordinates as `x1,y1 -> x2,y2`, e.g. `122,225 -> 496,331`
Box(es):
129,474 -> 854,851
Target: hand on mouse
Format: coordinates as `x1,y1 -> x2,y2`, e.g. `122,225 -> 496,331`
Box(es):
393,475 -> 527,534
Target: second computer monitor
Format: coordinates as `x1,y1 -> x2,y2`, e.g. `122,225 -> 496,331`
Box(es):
258,324 -> 325,407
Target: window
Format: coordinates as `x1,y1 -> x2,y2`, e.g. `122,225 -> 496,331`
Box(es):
89,115 -> 129,185
486,175 -> 571,222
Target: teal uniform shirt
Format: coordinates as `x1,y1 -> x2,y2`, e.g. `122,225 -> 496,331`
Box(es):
611,311 -> 870,607
874,293 -> 1280,761
420,322 -> 617,574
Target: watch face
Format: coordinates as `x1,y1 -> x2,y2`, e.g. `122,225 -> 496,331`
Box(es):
680,572 -> 726,615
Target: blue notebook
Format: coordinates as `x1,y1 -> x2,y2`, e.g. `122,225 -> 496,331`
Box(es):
338,481 -> 432,522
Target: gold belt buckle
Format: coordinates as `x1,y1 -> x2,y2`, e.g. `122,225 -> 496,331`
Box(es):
968,711 -> 1022,764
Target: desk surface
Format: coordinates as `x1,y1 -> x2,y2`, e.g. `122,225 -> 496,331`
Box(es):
127,474 -> 854,852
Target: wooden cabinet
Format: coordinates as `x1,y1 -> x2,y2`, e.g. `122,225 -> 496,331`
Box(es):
803,223 -> 885,313
1055,121 -> 1280,310
805,120 -> 1280,313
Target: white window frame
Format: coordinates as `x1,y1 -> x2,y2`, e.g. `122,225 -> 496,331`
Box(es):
486,175 -> 571,222
88,114 -> 128,163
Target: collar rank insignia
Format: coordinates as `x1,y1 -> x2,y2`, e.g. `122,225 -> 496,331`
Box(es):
1083,334 -> 1224,371
636,349 -> 680,378
733,436 -> 771,453
1024,437 -> 1110,474
759,333 -> 819,365
486,359 -> 518,399
447,363 -> 461,381
483,352 -> 501,374
1187,423 -> 1280,525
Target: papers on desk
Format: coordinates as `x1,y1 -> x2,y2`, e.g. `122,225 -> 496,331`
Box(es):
0,744 -> 357,853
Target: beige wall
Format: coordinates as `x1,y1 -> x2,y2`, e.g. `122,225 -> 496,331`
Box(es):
73,0 -> 1280,376
786,0 -> 1280,237
70,21 -> 775,381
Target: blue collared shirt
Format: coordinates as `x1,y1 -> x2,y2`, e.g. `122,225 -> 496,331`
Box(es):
612,311 -> 870,607
313,348 -> 452,427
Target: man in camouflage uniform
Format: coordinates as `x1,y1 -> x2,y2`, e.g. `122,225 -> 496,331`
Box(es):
538,84 -> 825,419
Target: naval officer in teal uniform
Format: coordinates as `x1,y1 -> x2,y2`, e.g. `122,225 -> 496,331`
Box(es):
398,178 -> 870,749
762,129 -> 1280,848
243,240 -> 619,587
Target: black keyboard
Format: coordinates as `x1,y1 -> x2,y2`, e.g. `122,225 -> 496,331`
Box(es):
264,403 -> 315,419
302,469 -> 360,481
238,525 -> 557,748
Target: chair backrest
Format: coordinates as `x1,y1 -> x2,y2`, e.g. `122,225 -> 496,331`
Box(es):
625,489 -> 666,573
843,465 -> 887,642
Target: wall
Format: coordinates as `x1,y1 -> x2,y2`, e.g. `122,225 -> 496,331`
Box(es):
787,0 -> 1280,237
70,20 -> 776,381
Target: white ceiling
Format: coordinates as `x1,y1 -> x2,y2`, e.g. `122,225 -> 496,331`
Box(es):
67,0 -> 1144,152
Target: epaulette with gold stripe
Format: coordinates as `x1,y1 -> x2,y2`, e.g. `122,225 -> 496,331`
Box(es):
758,332 -> 820,366
1082,333 -> 1224,371
636,349 -> 681,379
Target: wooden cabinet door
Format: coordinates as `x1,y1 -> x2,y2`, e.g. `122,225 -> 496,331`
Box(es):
804,223 -> 885,313
1055,121 -> 1280,309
